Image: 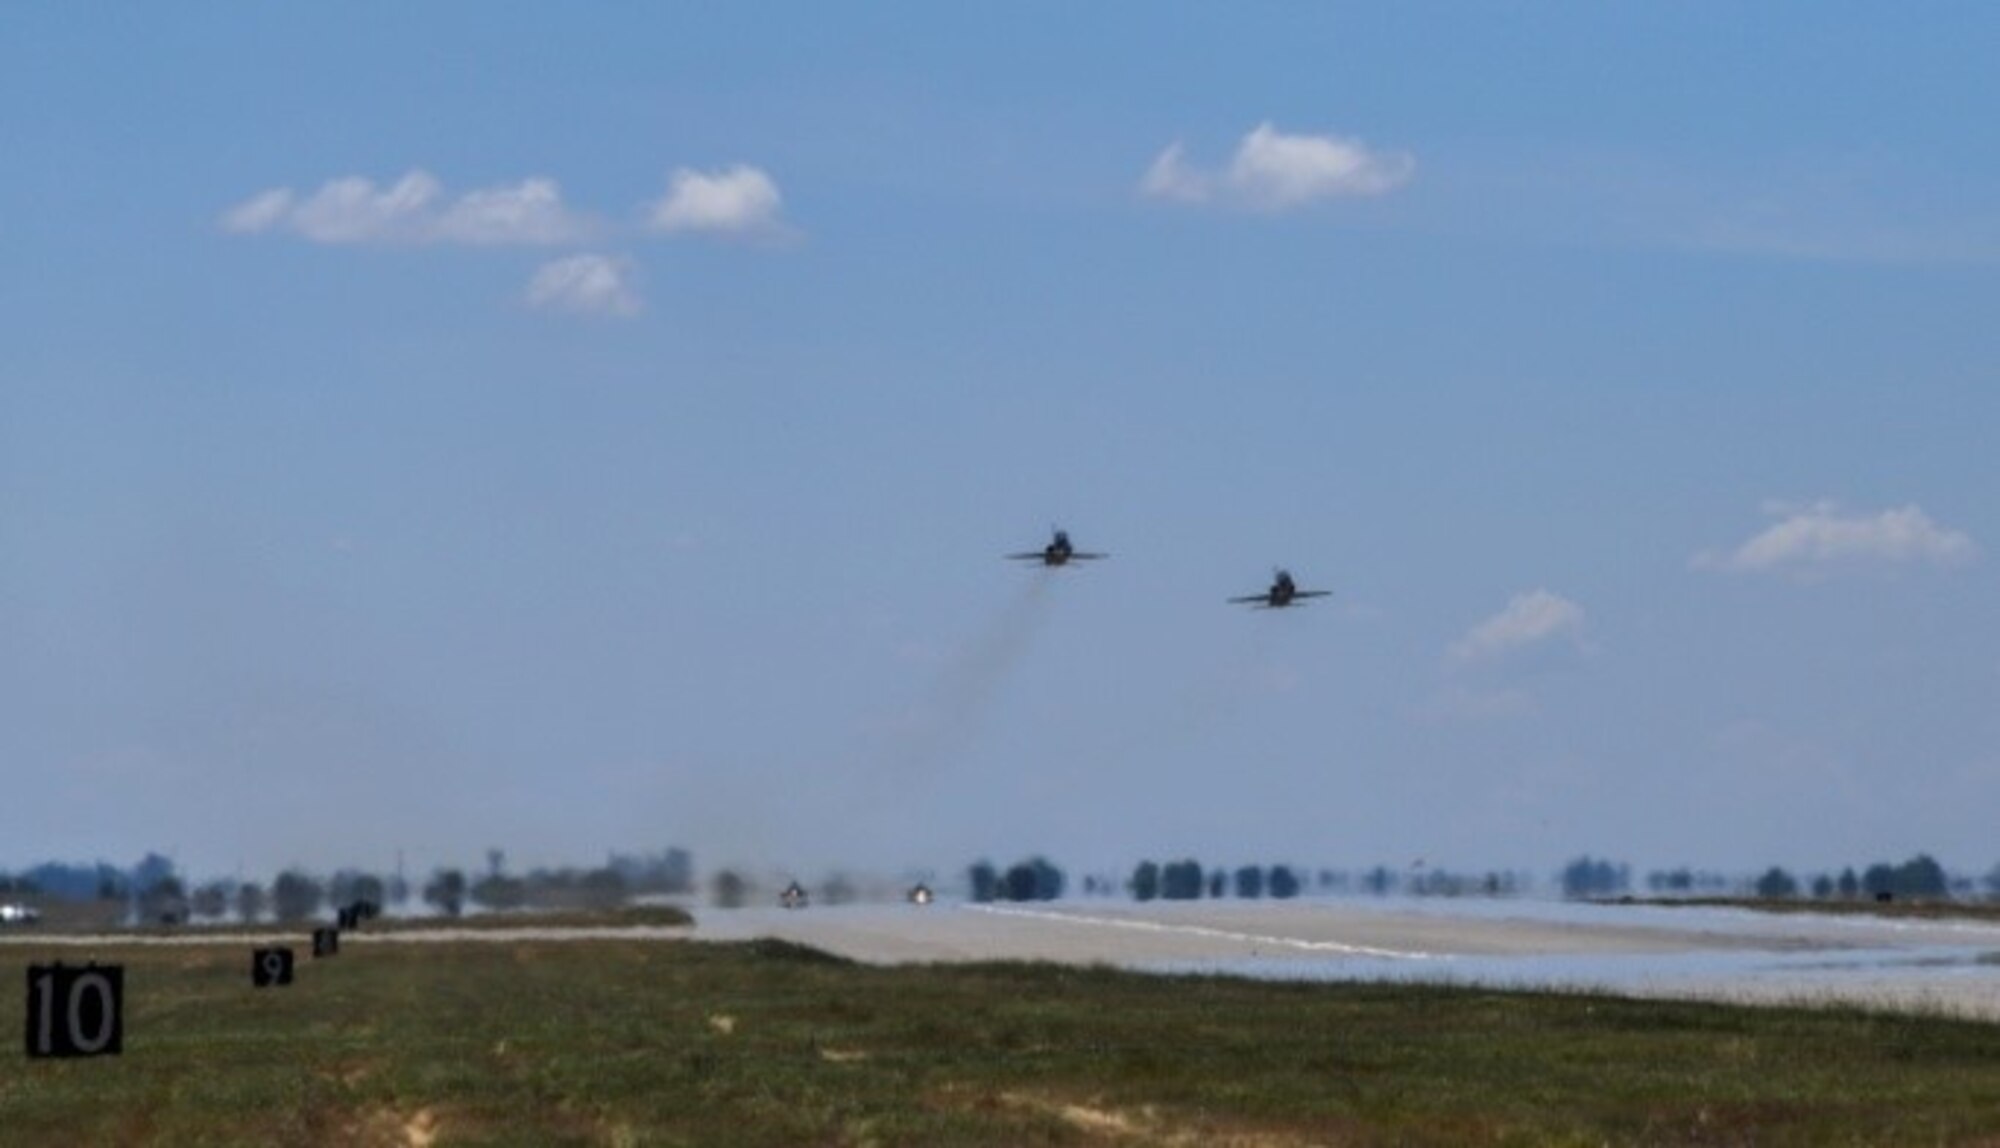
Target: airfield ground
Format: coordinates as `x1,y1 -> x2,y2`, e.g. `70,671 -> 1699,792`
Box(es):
5,899 -> 2000,1144
696,896 -> 2000,1021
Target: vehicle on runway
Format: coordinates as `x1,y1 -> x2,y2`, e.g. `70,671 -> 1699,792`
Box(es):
780,881 -> 809,909
907,883 -> 934,905
1230,569 -> 1331,608
1006,528 -> 1106,567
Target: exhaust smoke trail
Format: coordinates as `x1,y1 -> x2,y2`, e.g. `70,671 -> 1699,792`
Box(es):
875,571 -> 1057,781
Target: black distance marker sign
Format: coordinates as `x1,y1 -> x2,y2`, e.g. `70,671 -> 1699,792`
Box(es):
26,963 -> 123,1058
252,947 -> 295,987
312,928 -> 339,958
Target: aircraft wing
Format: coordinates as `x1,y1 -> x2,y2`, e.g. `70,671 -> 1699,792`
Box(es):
1004,552 -> 1045,560
1069,551 -> 1108,560
1227,594 -> 1270,605
1294,590 -> 1333,599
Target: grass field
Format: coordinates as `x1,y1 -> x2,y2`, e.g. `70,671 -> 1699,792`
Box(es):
6,927 -> 2000,1145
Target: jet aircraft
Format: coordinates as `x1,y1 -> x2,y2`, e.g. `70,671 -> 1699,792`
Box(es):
1230,569 -> 1332,608
1007,528 -> 1106,567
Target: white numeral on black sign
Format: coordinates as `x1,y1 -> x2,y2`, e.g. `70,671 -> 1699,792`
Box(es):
253,948 -> 294,987
26,965 -> 123,1058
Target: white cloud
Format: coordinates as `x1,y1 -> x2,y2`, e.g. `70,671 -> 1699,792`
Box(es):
221,170 -> 589,246
647,165 -> 784,235
436,178 -> 585,245
1138,142 -> 1209,203
1694,501 -> 1977,574
525,254 -> 640,317
220,188 -> 295,234
1141,122 -> 1414,211
1449,589 -> 1586,665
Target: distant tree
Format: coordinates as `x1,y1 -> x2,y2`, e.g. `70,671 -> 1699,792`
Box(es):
1896,854 -> 1949,898
1560,856 -> 1630,900
609,847 -> 696,894
191,881 -> 231,920
1810,873 -> 1835,899
1268,865 -> 1301,899
1837,867 -> 1860,899
1648,868 -> 1695,894
1984,863 -> 2000,900
328,871 -> 387,911
1755,867 -> 1799,899
660,848 -> 694,893
1364,866 -> 1393,897
1207,870 -> 1226,899
1862,863 -> 1897,899
347,874 -> 386,911
1129,861 -> 1160,902
1162,859 -> 1204,900
131,853 -> 176,896
424,868 -> 467,917
1233,865 -> 1264,899
486,849 -> 506,879
471,873 -> 527,911
1001,863 -> 1032,901
1003,857 -> 1064,902
968,861 -> 999,903
272,870 -> 324,923
711,869 -> 747,909
235,882 -> 266,923
578,867 -> 628,908
140,875 -> 187,923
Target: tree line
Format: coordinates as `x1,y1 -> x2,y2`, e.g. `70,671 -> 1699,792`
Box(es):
1573,853 -> 1966,902
0,846 -> 696,924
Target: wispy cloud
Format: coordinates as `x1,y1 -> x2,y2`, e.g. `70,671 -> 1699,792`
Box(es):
1448,589 -> 1587,665
435,178 -> 588,245
221,171 -> 590,246
1694,501 -> 1977,574
646,165 -> 785,236
224,163 -> 794,318
1141,122 -> 1414,211
525,254 -> 640,317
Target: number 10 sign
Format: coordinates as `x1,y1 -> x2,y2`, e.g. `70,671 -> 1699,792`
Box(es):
26,963 -> 124,1058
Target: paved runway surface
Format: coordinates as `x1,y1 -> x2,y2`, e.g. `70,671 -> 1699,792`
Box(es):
693,897 -> 2000,1020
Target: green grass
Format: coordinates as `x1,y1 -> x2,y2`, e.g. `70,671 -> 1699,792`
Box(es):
5,936 -> 2000,1145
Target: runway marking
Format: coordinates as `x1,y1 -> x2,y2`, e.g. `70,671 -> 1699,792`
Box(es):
966,904 -> 1434,960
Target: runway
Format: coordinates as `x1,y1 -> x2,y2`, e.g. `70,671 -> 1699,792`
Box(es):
9,896 -> 1995,1020
692,896 -> 2000,1020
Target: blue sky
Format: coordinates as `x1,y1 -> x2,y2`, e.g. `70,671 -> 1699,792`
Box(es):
4,5 -> 1997,887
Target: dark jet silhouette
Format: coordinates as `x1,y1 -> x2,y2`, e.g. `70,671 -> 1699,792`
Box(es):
1230,569 -> 1332,608
1006,528 -> 1107,567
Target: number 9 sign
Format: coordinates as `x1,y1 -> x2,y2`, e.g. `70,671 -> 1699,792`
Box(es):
252,947 -> 294,987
